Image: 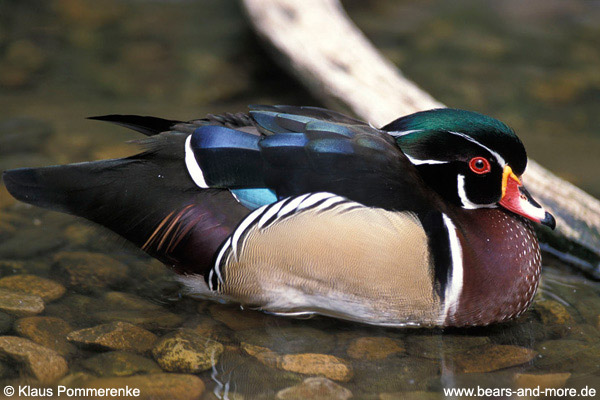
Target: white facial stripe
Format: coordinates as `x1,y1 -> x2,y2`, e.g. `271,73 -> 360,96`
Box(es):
185,135 -> 209,188
457,174 -> 478,209
448,131 -> 506,166
457,174 -> 497,210
442,214 -> 463,320
404,153 -> 448,166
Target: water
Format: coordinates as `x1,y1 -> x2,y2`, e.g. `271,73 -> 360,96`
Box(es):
0,0 -> 599,398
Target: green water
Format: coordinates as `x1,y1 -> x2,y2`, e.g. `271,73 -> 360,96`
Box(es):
0,0 -> 599,398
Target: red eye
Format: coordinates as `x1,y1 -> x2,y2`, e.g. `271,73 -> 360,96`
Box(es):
469,157 -> 491,174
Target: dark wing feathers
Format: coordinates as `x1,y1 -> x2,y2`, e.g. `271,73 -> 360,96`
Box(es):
87,115 -> 180,136
184,108 -> 436,211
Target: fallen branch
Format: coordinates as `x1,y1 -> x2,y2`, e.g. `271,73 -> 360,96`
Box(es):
242,0 -> 600,275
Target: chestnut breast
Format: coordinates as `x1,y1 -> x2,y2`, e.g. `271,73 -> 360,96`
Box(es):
445,208 -> 541,326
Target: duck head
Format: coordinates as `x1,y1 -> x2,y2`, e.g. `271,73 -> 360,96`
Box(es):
383,108 -> 555,229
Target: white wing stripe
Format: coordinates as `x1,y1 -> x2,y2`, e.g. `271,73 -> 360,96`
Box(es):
184,135 -> 209,188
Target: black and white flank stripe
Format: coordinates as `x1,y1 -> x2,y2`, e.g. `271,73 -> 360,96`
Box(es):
207,192 -> 358,291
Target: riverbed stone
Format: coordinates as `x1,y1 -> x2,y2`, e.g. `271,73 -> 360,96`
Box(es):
0,311 -> 12,333
0,274 -> 65,302
218,351 -> 303,396
405,334 -> 490,359
209,303 -> 273,330
353,356 -> 439,392
534,339 -> 600,372
53,251 -> 129,291
82,351 -> 161,377
450,344 -> 538,373
152,328 -> 224,373
0,288 -> 44,316
534,300 -> 575,325
102,291 -> 163,311
566,324 -> 600,343
514,372 -> 571,390
0,117 -> 52,154
85,373 -> 205,400
93,308 -> 183,330
276,377 -> 352,400
0,336 -> 68,383
379,392 -> 442,400
67,321 -> 157,353
347,336 -> 405,360
242,342 -> 353,382
235,326 -> 335,354
14,316 -> 76,357
0,227 -> 65,259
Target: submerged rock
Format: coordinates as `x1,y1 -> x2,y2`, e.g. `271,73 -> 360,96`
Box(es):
53,251 -> 129,291
85,373 -> 205,400
209,304 -> 273,331
0,274 -> 65,302
405,334 -> 490,359
450,344 -> 538,373
0,228 -> 64,259
235,326 -> 334,354
353,356 -> 438,392
0,288 -> 44,316
346,336 -> 405,360
534,300 -> 575,326
82,351 -> 161,376
152,329 -> 224,373
0,336 -> 68,383
67,321 -> 157,353
276,377 -> 353,400
0,311 -> 12,334
535,339 -> 600,373
14,316 -> 76,357
379,392 -> 442,400
514,372 -> 571,390
242,342 -> 353,382
93,309 -> 183,330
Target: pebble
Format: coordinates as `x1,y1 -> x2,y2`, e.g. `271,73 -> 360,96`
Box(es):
379,392 -> 442,400
0,288 -> 44,316
242,342 -> 353,382
353,356 -> 438,392
209,304 -> 273,330
276,377 -> 352,400
93,309 -> 183,330
67,321 -> 157,353
0,228 -> 64,259
53,251 -> 129,291
534,300 -> 575,325
347,336 -> 405,360
0,117 -> 53,155
514,372 -> 571,390
216,352 -> 303,396
535,339 -> 600,373
405,334 -> 490,359
235,326 -> 335,354
102,291 -> 163,311
82,351 -> 161,376
0,311 -> 12,334
451,344 -> 538,373
0,336 -> 68,383
14,316 -> 77,357
152,328 -> 224,373
84,373 -> 205,400
0,274 -> 65,302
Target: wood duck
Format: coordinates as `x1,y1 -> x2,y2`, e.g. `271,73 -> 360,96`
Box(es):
2,106 -> 555,327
